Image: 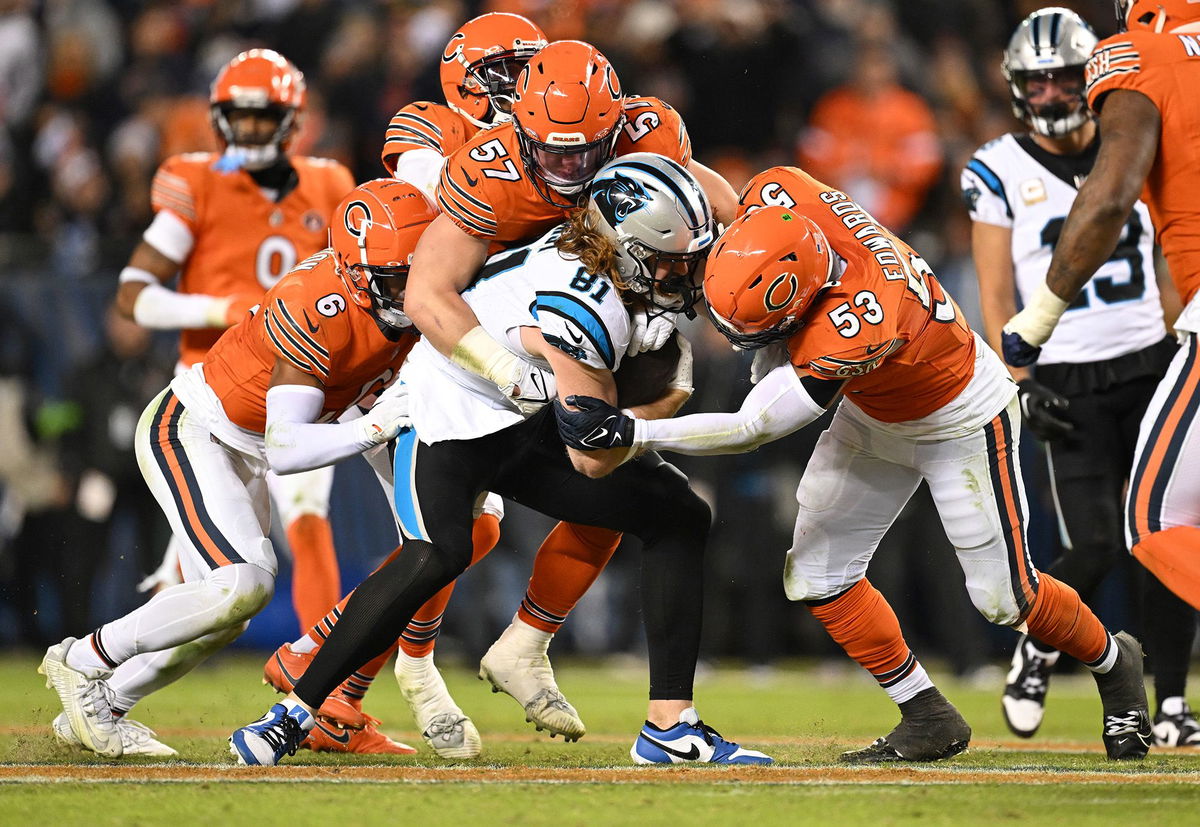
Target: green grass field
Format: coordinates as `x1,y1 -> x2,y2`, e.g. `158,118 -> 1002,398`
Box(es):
3,652 -> 1199,825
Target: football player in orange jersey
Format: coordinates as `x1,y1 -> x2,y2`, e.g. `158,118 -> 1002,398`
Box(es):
40,179 -> 431,759
556,166 -> 1154,763
1004,0 -> 1200,655
113,49 -> 356,641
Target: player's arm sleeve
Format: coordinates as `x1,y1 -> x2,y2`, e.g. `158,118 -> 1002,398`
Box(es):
393,148 -> 448,205
534,290 -> 620,370
632,364 -> 837,455
1086,38 -> 1149,113
435,156 -> 499,239
260,293 -> 333,383
381,103 -> 453,173
961,157 -> 1013,228
264,385 -> 400,475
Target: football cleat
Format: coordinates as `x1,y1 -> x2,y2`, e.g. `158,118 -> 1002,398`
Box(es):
478,622 -> 586,741
1093,631 -> 1153,760
303,715 -> 416,755
395,653 -> 482,759
39,638 -> 122,758
1153,702 -> 1200,747
263,642 -> 365,729
631,708 -> 773,765
840,687 -> 971,764
229,701 -> 313,766
1001,634 -> 1059,738
53,712 -> 177,757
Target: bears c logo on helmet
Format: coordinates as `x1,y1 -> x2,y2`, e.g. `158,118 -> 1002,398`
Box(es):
343,200 -> 372,238
764,272 -> 800,312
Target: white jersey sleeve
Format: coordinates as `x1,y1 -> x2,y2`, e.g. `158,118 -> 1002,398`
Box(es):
961,140 -> 1014,229
533,281 -> 630,372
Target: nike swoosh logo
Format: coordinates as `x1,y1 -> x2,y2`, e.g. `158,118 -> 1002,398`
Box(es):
566,327 -> 584,345
864,341 -> 890,356
639,733 -> 701,761
313,720 -> 351,745
461,167 -> 479,188
272,652 -> 302,688
302,310 -> 320,335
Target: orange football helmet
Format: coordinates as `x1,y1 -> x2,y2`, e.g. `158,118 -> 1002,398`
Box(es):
440,12 -> 547,129
331,179 -> 437,335
1116,0 -> 1200,31
210,49 -> 306,170
704,206 -> 837,349
512,40 -> 625,205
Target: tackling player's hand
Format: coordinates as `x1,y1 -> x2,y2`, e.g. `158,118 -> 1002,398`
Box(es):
358,383 -> 412,445
1017,379 -> 1074,442
750,341 -> 790,385
627,305 -> 680,356
554,396 -> 634,450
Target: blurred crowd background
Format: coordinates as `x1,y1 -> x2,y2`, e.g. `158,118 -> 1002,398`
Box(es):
0,0 -> 1159,680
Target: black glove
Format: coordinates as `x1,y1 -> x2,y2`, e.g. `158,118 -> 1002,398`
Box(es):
1017,379 -> 1074,442
553,396 -> 634,451
1002,330 -> 1042,367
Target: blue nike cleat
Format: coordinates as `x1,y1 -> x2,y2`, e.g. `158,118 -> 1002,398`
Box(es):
631,707 -> 773,765
230,701 -> 314,766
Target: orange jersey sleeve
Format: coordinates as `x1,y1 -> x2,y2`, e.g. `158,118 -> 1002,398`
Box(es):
615,97 -> 693,165
204,250 -> 418,432
1087,31 -> 1200,304
436,124 -> 566,244
381,102 -> 474,175
744,167 -> 976,422
150,153 -> 205,230
165,154 -> 352,367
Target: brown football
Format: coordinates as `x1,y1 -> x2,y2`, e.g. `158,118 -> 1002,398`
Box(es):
614,332 -> 682,408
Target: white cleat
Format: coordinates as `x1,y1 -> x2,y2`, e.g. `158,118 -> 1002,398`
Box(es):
478,619 -> 585,742
395,653 -> 482,759
39,638 -> 122,758
53,712 -> 177,757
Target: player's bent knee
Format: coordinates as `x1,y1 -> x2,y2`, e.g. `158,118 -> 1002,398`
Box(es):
206,562 -> 276,625
964,581 -> 1023,626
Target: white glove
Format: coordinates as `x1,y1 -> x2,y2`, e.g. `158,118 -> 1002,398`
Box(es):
503,359 -> 556,416
356,383 -> 411,445
750,341 -> 790,385
627,304 -> 680,356
669,334 -> 694,395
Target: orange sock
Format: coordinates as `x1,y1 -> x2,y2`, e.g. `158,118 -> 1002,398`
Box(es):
398,512 -> 502,657
806,579 -> 930,700
1022,573 -> 1111,667
1133,527 -> 1200,611
517,522 -> 622,633
287,514 -> 341,630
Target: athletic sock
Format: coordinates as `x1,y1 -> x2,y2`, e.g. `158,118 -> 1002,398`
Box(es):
286,513 -> 340,630
398,512 -> 500,658
806,579 -> 933,704
517,522 -> 622,633
1022,573 -> 1116,673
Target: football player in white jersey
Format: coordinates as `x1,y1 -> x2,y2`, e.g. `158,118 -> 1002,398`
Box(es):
963,8 -> 1195,747
231,154 -> 773,767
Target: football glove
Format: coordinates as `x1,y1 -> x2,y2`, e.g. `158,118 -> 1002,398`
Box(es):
1017,379 -> 1074,442
554,396 -> 634,450
627,304 -> 680,356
